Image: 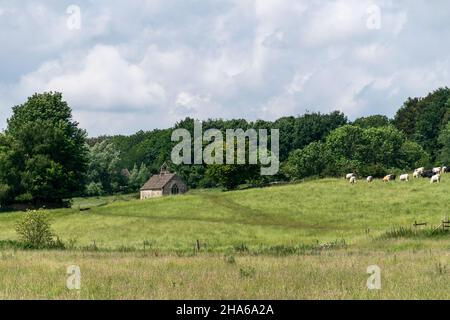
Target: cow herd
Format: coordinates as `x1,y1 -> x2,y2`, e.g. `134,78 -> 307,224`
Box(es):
346,166 -> 449,184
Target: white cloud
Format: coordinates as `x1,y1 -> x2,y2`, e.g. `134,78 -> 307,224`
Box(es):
18,45 -> 167,111
173,92 -> 224,120
2,0 -> 450,136
286,72 -> 314,94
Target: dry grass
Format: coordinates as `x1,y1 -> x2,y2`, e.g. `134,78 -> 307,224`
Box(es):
1,249 -> 450,300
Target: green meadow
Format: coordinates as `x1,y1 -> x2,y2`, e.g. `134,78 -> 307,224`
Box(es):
1,176 -> 450,299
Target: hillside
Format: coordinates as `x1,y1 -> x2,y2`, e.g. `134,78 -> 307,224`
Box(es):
1,177 -> 450,299
1,177 -> 449,253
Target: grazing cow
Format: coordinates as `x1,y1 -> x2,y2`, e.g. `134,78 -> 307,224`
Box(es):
442,166 -> 448,174
413,170 -> 420,179
383,174 -> 396,182
346,173 -> 355,180
415,167 -> 425,174
400,174 -> 409,182
367,176 -> 373,183
421,170 -> 434,178
349,176 -> 356,184
431,174 -> 441,184
433,167 -> 442,174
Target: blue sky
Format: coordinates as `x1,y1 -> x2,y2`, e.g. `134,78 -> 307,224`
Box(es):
1,0 -> 449,136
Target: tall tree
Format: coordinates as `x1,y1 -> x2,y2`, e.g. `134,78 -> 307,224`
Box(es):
284,125 -> 430,180
0,92 -> 88,204
128,163 -> 151,192
438,122 -> 450,165
393,88 -> 450,159
86,141 -> 124,194
353,115 -> 390,128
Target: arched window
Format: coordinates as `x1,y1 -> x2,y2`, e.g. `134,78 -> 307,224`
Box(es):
171,184 -> 179,195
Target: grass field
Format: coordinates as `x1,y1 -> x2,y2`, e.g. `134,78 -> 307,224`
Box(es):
1,250 -> 450,299
0,177 -> 450,299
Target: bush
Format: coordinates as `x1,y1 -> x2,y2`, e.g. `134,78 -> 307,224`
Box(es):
283,142 -> 332,179
85,182 -> 104,196
14,192 -> 33,203
234,243 -> 249,253
15,210 -> 57,249
357,163 -> 387,178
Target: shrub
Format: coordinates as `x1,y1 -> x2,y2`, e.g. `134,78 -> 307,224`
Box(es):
378,226 -> 449,240
234,243 -> 249,253
283,142 -> 332,179
14,192 -> 33,203
357,163 -> 387,178
85,182 -> 104,196
15,210 -> 56,249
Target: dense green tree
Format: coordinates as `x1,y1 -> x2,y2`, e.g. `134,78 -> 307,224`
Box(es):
392,97 -> 421,138
393,88 -> 450,159
284,125 -> 429,180
204,139 -> 260,190
325,125 -> 366,161
0,92 -> 88,204
85,182 -> 104,196
0,134 -> 15,204
108,129 -> 172,172
128,164 -> 140,191
205,163 -> 259,190
0,183 -> 10,207
438,122 -> 450,165
86,141 -> 124,194
282,142 -> 332,179
353,115 -> 390,128
399,140 -> 430,169
273,116 -> 296,161
128,163 -> 151,191
275,111 -> 347,161
359,126 -> 405,168
173,164 -> 214,189
93,112 -> 346,189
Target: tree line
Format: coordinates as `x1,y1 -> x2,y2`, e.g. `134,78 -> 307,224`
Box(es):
0,88 -> 449,206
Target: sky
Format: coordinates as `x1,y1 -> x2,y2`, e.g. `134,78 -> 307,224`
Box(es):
0,0 -> 449,136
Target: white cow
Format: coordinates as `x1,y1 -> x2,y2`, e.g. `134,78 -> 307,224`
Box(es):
367,176 -> 373,183
415,167 -> 425,174
346,173 -> 355,180
442,166 -> 447,174
431,174 -> 441,184
413,170 -> 420,179
350,176 -> 357,184
400,174 -> 409,182
433,167 -> 442,174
